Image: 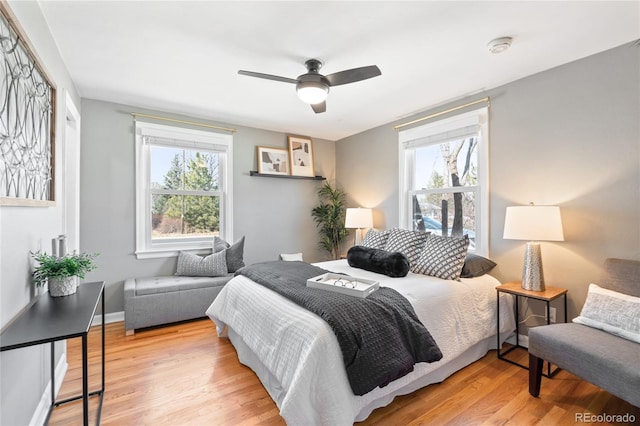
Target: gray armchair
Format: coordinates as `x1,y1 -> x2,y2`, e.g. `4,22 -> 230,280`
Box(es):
528,258 -> 640,407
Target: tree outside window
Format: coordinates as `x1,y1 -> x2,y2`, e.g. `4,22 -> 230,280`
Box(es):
151,147 -> 221,240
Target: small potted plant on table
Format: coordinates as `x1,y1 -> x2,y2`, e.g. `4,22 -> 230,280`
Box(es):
31,251 -> 98,297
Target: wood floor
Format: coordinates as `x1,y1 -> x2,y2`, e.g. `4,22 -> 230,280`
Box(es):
49,319 -> 638,425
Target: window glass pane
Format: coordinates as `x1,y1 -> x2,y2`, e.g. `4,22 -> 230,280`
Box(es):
413,137 -> 478,190
412,192 -> 476,250
151,146 -> 184,190
151,194 -> 220,240
150,146 -> 220,191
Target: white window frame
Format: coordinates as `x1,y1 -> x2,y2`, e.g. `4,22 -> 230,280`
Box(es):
398,107 -> 489,255
134,121 -> 233,259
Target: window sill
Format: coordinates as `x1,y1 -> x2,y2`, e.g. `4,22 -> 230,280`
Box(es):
135,247 -> 212,260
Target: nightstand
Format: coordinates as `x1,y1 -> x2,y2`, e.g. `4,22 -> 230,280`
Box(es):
496,281 -> 567,377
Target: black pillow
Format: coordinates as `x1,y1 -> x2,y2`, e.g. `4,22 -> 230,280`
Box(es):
347,246 -> 410,278
460,253 -> 497,278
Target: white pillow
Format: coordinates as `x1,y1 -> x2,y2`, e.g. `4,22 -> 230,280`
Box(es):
573,283 -> 640,344
280,252 -> 303,261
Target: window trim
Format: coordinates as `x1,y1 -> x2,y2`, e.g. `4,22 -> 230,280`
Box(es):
134,121 -> 233,259
398,107 -> 489,255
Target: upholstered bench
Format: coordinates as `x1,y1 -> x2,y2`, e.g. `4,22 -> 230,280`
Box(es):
124,274 -> 232,335
528,258 -> 640,407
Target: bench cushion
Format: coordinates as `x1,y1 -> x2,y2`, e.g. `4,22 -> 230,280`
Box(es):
134,275 -> 231,296
529,323 -> 640,407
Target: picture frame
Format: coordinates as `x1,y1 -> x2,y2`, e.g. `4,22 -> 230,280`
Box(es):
0,3 -> 57,206
288,135 -> 315,177
257,146 -> 290,175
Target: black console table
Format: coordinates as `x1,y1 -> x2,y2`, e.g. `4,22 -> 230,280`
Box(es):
0,281 -> 105,425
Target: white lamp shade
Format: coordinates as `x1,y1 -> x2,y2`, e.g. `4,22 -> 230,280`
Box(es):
345,208 -> 373,229
503,205 -> 564,241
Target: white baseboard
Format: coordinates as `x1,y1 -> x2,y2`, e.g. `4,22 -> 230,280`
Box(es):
92,310 -> 124,326
30,352 -> 68,426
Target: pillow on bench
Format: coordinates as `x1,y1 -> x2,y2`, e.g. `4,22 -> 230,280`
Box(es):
177,251 -> 228,277
573,283 -> 640,344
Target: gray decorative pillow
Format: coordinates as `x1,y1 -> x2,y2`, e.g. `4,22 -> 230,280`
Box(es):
226,236 -> 245,273
213,236 -> 230,252
361,229 -> 390,249
176,251 -> 228,277
383,228 -> 429,266
412,234 -> 469,280
460,253 -> 497,278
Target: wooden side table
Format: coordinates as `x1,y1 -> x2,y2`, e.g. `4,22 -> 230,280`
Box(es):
496,281 -> 567,377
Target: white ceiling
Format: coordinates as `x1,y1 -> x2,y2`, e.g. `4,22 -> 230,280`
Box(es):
38,1 -> 639,141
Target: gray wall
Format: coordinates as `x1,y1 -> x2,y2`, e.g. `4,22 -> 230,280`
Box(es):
0,1 -> 81,425
336,42 -> 640,322
79,99 -> 336,314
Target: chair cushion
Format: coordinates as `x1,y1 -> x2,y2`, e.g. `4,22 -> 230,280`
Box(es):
134,275 -> 231,296
529,323 -> 640,407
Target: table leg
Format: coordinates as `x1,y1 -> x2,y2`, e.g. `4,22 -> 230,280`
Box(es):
82,334 -> 89,426
496,291 -> 500,357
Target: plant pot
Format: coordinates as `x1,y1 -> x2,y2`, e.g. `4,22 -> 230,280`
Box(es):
48,276 -> 79,297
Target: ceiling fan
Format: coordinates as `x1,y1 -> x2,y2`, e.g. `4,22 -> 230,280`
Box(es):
238,59 -> 381,113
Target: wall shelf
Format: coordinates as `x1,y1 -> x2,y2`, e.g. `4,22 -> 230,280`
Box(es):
249,171 -> 326,181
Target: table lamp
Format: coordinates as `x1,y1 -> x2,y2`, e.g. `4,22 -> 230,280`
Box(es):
503,204 -> 564,291
345,208 -> 373,246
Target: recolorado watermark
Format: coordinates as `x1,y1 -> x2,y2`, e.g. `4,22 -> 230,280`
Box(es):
576,412 -> 636,423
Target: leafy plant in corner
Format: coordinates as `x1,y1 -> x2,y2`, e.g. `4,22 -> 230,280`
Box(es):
31,251 -> 98,287
311,182 -> 349,260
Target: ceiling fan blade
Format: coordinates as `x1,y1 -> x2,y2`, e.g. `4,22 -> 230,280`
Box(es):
238,70 -> 298,84
311,101 -> 326,114
325,65 -> 381,87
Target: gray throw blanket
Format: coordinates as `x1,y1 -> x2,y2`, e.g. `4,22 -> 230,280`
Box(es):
236,261 -> 443,395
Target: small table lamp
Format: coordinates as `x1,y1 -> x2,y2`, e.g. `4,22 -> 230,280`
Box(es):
503,204 -> 564,291
345,208 -> 373,246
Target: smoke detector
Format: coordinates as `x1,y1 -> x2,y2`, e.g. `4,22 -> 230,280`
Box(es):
487,37 -> 513,54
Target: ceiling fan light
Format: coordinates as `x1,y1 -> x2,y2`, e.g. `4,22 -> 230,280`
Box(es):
296,81 -> 329,104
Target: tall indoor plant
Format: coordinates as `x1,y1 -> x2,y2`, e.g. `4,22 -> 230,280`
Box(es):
311,182 -> 349,260
31,251 -> 98,297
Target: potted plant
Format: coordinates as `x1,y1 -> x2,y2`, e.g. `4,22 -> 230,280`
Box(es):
311,182 -> 349,260
31,251 -> 98,297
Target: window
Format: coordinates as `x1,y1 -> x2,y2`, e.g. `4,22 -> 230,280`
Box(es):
135,121 -> 233,259
399,108 -> 489,254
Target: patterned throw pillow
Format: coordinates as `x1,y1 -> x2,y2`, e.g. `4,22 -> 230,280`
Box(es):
412,234 -> 470,279
361,229 -> 390,249
573,283 -> 640,344
383,228 -> 429,266
176,251 -> 228,277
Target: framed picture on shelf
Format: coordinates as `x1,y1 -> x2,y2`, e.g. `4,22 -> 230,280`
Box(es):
288,135 -> 315,177
257,146 -> 290,175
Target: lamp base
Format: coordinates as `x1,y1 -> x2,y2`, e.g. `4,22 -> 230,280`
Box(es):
522,242 -> 545,291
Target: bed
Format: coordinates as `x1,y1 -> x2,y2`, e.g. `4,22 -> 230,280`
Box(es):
206,259 -> 516,425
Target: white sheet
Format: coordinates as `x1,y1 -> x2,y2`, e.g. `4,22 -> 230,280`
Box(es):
206,260 -> 515,425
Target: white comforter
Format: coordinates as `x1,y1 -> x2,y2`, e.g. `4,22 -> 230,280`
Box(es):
206,260 -> 515,425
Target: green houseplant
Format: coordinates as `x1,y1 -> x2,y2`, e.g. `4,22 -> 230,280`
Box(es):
311,182 -> 349,260
31,251 -> 98,297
